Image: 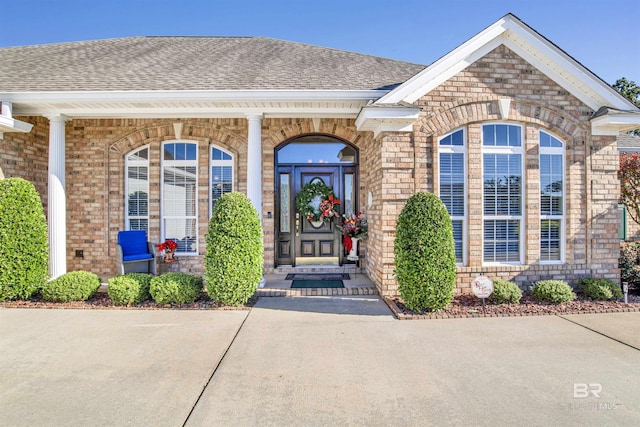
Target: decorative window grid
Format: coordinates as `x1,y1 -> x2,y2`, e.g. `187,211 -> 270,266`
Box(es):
161,142 -> 198,255
210,146 -> 234,216
125,146 -> 149,233
438,128 -> 466,265
482,124 -> 524,264
539,131 -> 565,263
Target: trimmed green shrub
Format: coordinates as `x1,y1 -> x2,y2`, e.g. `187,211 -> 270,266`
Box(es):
620,243 -> 640,286
108,273 -> 152,305
41,271 -> 101,302
205,192 -> 263,306
149,272 -> 203,304
580,278 -> 622,301
489,279 -> 522,304
394,192 -> 456,312
531,280 -> 576,303
0,178 -> 49,300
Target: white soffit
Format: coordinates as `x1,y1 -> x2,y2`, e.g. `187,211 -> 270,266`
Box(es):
1,90 -> 385,119
378,14 -> 638,112
355,105 -> 420,137
591,112 -> 640,136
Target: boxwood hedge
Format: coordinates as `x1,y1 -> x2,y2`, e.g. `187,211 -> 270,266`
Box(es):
489,279 -> 523,304
394,192 -> 456,312
531,280 -> 576,303
579,278 -> 622,301
149,272 -> 203,304
108,273 -> 152,305
41,271 -> 101,302
205,192 -> 263,306
0,178 -> 49,300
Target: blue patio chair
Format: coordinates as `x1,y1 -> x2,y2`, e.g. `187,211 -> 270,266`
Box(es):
116,230 -> 157,275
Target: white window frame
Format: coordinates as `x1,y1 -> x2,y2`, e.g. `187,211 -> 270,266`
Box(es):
539,130 -> 566,264
482,123 -> 525,265
438,127 -> 467,266
124,145 -> 150,233
161,140 -> 198,256
209,145 -> 234,218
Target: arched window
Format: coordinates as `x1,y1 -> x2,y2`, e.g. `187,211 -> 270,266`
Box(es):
125,146 -> 149,233
539,131 -> 565,263
210,145 -> 234,214
162,141 -> 198,255
438,128 -> 466,265
482,123 -> 524,264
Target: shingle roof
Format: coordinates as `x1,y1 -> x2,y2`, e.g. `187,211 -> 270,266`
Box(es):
0,36 -> 426,92
618,133 -> 640,151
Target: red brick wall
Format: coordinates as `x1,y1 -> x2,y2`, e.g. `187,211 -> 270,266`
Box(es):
0,116 -> 49,207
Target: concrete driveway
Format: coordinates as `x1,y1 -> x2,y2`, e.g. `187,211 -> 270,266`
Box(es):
0,309 -> 249,426
2,298 -> 639,426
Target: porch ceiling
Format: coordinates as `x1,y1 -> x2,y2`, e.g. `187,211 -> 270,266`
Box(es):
2,90 -> 384,119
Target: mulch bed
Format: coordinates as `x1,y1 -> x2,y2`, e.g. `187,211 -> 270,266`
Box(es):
1,292 -> 255,310
385,294 -> 640,320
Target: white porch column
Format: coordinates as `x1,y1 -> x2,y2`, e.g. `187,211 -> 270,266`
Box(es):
47,115 -> 69,279
246,114 -> 263,217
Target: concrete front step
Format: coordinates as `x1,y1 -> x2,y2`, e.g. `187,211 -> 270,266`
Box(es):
256,287 -> 378,297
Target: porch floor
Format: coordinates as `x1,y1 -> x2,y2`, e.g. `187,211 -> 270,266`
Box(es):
258,267 -> 378,297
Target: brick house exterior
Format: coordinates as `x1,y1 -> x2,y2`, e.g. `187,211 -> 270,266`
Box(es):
1,14 -> 639,296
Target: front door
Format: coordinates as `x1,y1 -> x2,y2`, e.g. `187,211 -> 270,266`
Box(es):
294,167 -> 341,265
275,135 -> 358,267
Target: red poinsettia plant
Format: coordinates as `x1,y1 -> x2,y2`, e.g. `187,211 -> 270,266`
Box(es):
157,239 -> 178,252
336,212 -> 368,252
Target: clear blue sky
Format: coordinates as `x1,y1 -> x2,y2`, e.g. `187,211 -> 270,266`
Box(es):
2,0 -> 639,86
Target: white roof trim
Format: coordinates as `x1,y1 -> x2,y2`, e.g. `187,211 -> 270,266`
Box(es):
0,89 -> 386,103
378,14 -> 638,112
0,102 -> 33,135
355,105 -> 420,138
619,147 -> 640,153
1,90 -> 387,119
0,115 -> 33,134
591,112 -> 640,136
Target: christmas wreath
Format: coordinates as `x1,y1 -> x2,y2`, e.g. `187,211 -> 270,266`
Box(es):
295,181 -> 340,223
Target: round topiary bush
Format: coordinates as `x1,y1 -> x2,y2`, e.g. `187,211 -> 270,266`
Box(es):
41,271 -> 101,302
489,279 -> 523,304
108,273 -> 152,305
205,192 -> 263,306
0,178 -> 49,300
579,278 -> 622,301
531,280 -> 576,303
394,192 -> 457,312
149,272 -> 203,304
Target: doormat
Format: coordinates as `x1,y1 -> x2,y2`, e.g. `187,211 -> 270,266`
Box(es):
291,280 -> 344,289
285,273 -> 350,281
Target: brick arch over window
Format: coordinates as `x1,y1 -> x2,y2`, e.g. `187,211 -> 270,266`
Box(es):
263,118 -> 364,148
418,98 -> 586,141
107,124 -> 247,258
109,124 -> 246,156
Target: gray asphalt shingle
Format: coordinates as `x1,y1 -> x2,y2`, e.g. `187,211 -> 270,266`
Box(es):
618,133 -> 640,150
0,36 -> 426,92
